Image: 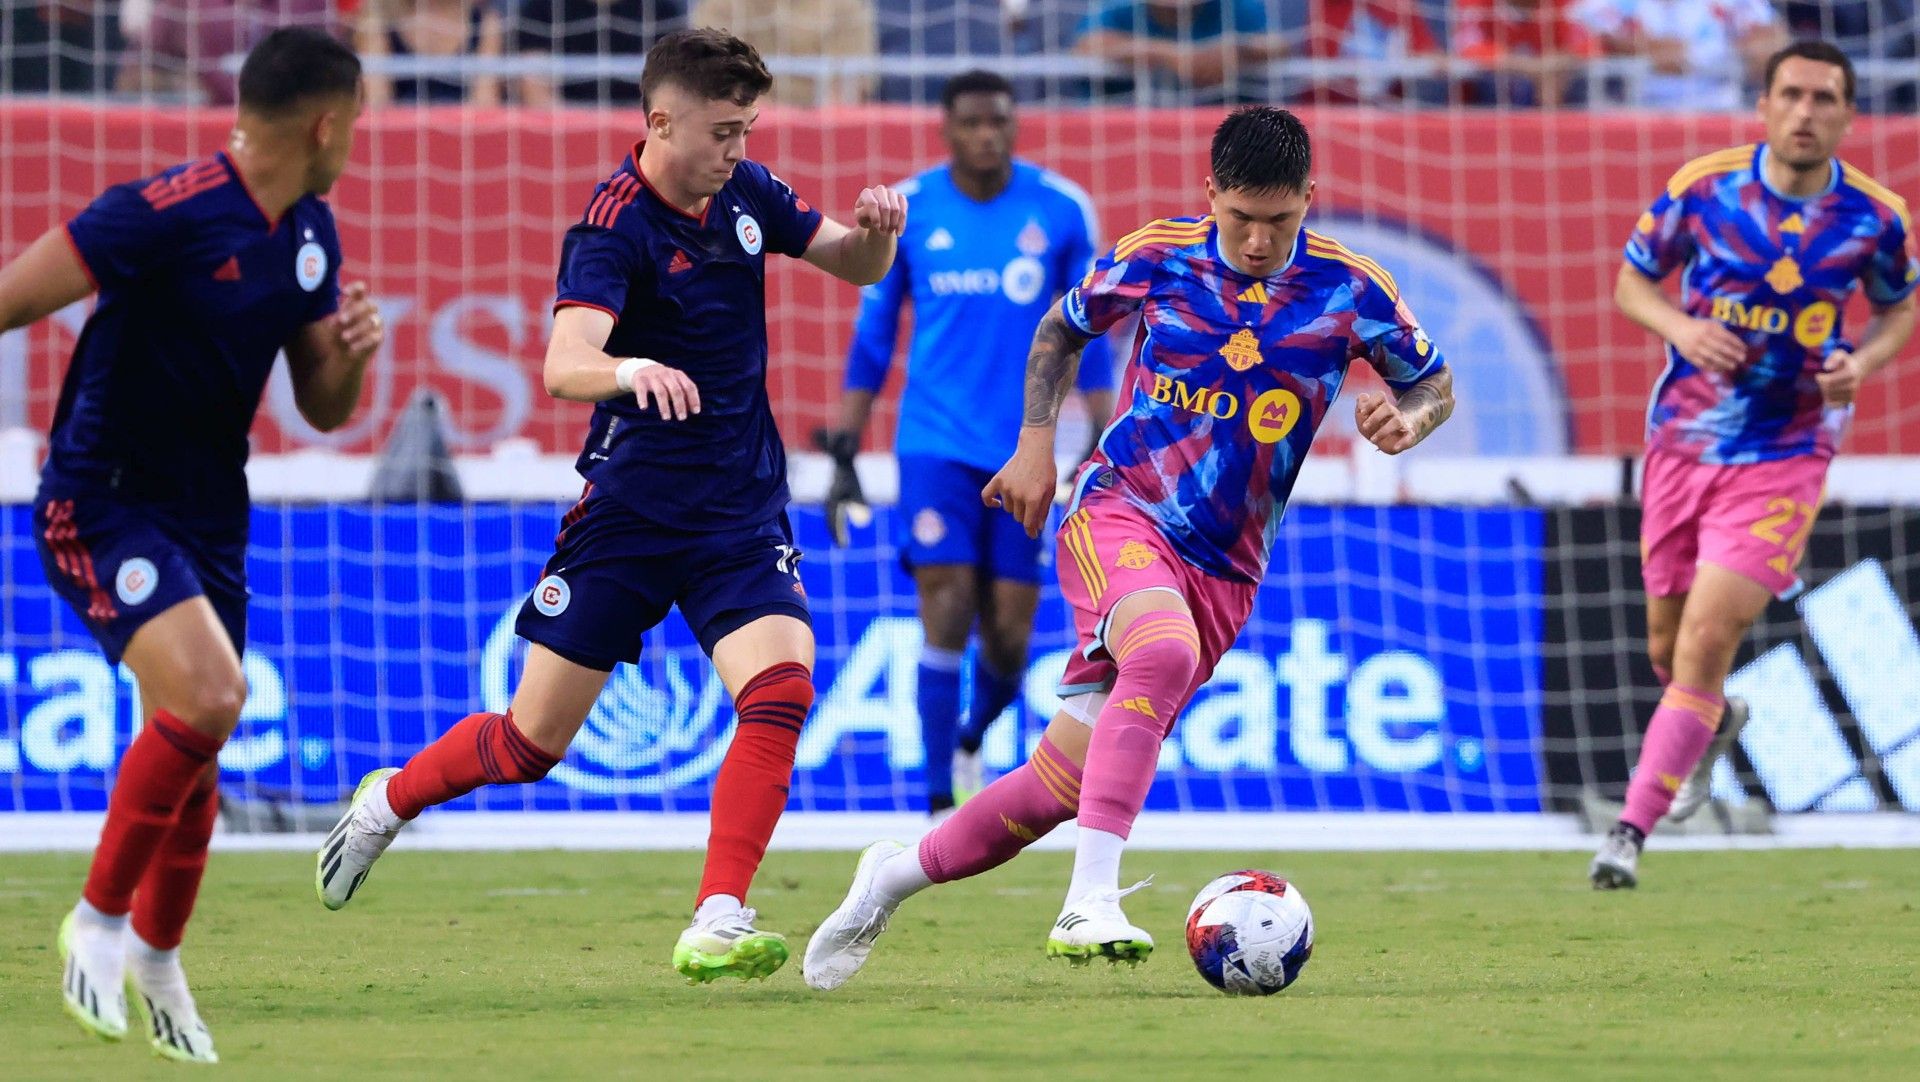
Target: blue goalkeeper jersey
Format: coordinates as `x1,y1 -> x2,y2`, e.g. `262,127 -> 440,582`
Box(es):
844,160 -> 1115,473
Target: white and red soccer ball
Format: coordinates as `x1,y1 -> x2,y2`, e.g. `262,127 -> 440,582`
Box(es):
1186,870 -> 1314,995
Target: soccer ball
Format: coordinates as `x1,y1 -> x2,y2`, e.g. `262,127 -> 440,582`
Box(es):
1185,870 -> 1314,995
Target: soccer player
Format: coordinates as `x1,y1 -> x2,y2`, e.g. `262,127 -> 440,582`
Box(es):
814,68 -> 1115,817
316,28 -> 908,984
804,106 -> 1455,987
1590,41 -> 1915,889
0,29 -> 375,1061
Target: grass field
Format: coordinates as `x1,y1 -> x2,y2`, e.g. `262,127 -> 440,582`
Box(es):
2,847 -> 1916,1080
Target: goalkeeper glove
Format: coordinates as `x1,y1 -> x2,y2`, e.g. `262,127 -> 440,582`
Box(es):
812,428 -> 871,546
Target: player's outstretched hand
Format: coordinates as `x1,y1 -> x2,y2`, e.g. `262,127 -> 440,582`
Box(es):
982,448 -> 1056,539
1355,391 -> 1420,455
1816,349 -> 1862,406
336,282 -> 383,362
1670,317 -> 1747,374
854,185 -> 908,236
632,362 -> 701,421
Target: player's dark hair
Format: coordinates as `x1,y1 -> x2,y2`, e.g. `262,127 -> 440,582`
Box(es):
237,27 -> 361,118
1763,40 -> 1855,103
1210,107 -> 1311,196
942,69 -> 1015,112
642,28 -> 774,108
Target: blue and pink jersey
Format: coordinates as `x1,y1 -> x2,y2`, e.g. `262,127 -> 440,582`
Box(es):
1626,142 -> 1917,465
1063,217 -> 1445,583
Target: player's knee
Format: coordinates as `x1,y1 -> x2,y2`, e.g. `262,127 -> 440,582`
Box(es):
917,583 -> 974,648
1673,616 -> 1743,674
1647,635 -> 1676,681
978,624 -> 1029,681
170,674 -> 248,738
1114,619 -> 1200,689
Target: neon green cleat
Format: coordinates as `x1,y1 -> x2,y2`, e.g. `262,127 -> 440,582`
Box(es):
1045,880 -> 1156,967
58,910 -> 128,1042
671,908 -> 790,983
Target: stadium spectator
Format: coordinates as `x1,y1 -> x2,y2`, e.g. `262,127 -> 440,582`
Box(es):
1292,0 -> 1445,104
1571,0 -> 1787,109
1451,0 -> 1599,106
512,0 -> 684,106
1070,0 -> 1287,104
874,0 -> 1005,103
2,0 -> 123,93
689,0 -> 877,104
116,0 -> 341,102
356,0 -> 505,105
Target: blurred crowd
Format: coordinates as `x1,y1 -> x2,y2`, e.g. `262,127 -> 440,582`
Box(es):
3,0 -> 1915,110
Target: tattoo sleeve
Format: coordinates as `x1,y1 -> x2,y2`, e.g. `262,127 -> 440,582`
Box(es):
1022,304 -> 1094,427
1392,365 -> 1455,445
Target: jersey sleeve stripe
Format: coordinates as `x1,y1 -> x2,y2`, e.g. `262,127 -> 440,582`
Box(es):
1840,164 -> 1912,230
1664,145 -> 1753,198
1115,223 -> 1210,259
1307,238 -> 1401,303
1114,217 -> 1206,252
554,299 -> 620,323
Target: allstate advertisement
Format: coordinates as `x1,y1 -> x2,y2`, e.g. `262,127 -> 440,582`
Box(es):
1,504 -> 1545,814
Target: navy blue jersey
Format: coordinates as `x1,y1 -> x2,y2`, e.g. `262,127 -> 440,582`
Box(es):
44,153 -> 343,527
554,146 -> 824,530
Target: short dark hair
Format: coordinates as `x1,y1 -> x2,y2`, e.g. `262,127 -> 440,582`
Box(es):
1210,107 -> 1311,195
642,28 -> 773,108
237,27 -> 361,118
1764,40 -> 1856,103
942,69 -> 1015,112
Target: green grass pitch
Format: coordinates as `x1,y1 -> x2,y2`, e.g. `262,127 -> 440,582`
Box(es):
3,847 -> 1917,1080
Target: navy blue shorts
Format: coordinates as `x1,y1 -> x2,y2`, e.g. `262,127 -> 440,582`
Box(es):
515,487 -> 811,671
32,491 -> 248,666
895,455 -> 1046,584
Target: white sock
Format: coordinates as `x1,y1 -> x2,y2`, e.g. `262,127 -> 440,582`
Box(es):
874,845 -> 933,905
74,898 -> 129,934
1066,827 -> 1126,902
364,777 -> 403,831
695,893 -> 744,923
128,933 -> 184,986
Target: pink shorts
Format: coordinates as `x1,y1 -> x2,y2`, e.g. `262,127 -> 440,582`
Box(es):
1054,493 -> 1258,733
1640,448 -> 1827,599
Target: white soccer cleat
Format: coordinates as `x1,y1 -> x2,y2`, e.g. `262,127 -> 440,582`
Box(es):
1589,826 -> 1642,890
316,768 -> 404,911
1667,697 -> 1750,823
804,840 -> 907,991
129,956 -> 218,1064
58,910 -> 128,1042
1046,879 -> 1155,965
952,750 -> 984,803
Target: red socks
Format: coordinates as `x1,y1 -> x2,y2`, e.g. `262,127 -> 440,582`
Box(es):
84,710 -> 224,917
698,662 -> 813,905
132,763 -> 221,950
386,711 -> 560,821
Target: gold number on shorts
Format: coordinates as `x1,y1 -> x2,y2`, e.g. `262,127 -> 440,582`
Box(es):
1752,498 -> 1818,576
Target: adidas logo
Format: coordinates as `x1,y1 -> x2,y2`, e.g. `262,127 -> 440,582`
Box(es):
1117,697 -> 1157,720
1001,814 -> 1038,842
212,256 -> 241,282
667,249 -> 692,274
1055,913 -> 1088,931
1719,559 -> 1920,812
926,227 -> 954,251
1236,282 -> 1269,304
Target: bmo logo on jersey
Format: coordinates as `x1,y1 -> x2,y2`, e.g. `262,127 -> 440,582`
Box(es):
928,256 -> 1047,305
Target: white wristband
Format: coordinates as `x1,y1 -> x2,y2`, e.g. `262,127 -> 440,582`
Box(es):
613,357 -> 657,393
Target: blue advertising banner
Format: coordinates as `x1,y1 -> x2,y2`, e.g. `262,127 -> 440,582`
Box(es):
2,503 -> 1545,814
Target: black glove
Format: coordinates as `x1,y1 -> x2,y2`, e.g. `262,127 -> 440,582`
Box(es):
813,428 -> 870,546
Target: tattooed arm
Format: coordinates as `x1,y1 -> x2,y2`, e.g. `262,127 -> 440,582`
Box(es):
983,300 -> 1096,537
1354,364 -> 1454,455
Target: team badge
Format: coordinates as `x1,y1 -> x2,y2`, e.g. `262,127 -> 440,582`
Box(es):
295,241 -> 327,292
736,214 -> 764,255
1114,540 -> 1158,570
1765,255 -> 1803,295
1016,219 -> 1049,256
1001,256 -> 1045,305
1220,328 -> 1263,372
116,557 -> 158,606
1248,388 -> 1303,444
533,574 -> 571,617
913,509 -> 947,547
1794,302 -> 1837,349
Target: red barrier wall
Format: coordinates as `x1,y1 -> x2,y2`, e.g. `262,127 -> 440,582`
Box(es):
4,104 -> 1917,457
